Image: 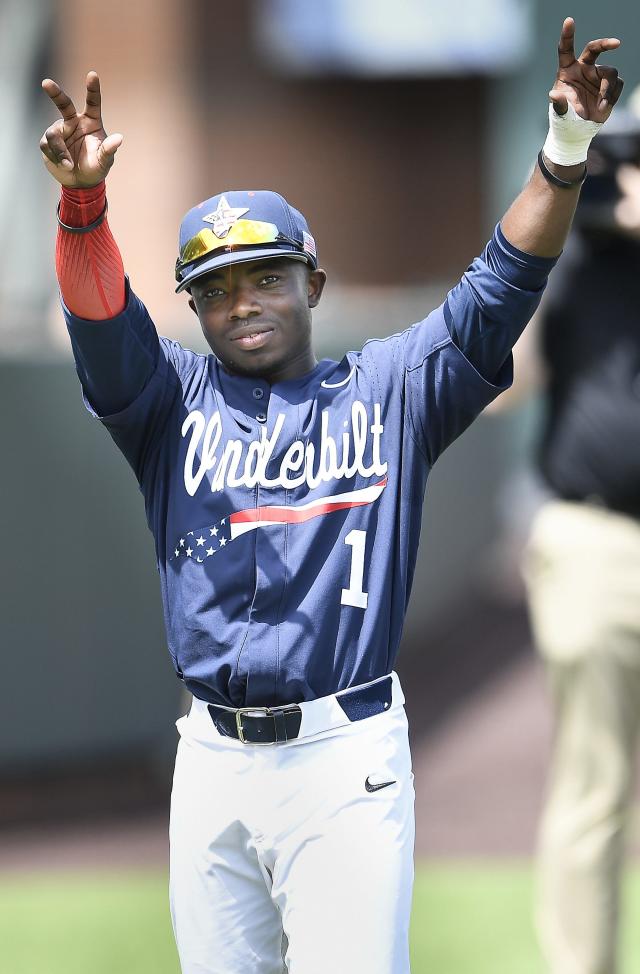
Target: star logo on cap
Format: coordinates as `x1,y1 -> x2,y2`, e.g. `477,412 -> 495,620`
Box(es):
202,195 -> 250,238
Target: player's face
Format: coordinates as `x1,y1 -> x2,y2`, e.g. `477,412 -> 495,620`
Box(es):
189,258 -> 326,384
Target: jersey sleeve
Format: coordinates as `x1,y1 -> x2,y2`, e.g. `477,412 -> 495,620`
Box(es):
56,182 -> 126,320
63,283 -> 200,484
361,224 -> 558,465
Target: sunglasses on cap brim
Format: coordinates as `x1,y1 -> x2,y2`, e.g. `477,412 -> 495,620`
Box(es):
175,219 -> 306,283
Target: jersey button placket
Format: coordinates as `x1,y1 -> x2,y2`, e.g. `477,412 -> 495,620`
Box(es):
254,384 -> 267,422
249,392 -> 286,701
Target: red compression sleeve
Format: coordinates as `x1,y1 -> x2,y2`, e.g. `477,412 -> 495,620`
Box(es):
56,181 -> 126,319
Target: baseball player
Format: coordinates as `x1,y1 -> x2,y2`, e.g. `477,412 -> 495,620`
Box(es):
40,18 -> 622,974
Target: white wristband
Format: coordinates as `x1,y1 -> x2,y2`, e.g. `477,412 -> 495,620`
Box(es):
542,102 -> 603,166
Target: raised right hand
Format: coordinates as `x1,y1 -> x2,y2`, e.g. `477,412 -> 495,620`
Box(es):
40,72 -> 123,188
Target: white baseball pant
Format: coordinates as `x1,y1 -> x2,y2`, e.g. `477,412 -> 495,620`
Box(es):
169,673 -> 415,973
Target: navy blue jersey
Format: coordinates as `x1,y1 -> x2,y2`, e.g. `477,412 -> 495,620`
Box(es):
64,225 -> 555,707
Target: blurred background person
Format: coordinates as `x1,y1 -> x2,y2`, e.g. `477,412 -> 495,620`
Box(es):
497,96 -> 640,974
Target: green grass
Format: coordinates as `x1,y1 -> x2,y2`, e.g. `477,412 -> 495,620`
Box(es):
0,863 -> 639,973
411,863 -> 540,974
0,872 -> 179,974
411,864 -> 640,973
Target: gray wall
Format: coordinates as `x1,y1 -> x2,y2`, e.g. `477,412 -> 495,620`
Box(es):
0,363 -> 181,771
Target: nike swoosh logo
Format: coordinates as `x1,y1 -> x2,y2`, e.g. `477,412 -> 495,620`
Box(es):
321,366 -> 355,389
365,776 -> 396,793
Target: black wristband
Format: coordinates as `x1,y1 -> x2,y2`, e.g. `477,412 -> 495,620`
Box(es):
56,199 -> 108,234
537,150 -> 587,190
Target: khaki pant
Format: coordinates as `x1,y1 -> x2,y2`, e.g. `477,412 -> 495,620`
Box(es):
523,500 -> 640,974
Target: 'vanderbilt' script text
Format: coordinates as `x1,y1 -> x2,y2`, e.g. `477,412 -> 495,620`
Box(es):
181,401 -> 387,495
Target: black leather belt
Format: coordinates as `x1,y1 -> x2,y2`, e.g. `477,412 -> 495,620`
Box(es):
208,704 -> 302,744
207,675 -> 393,745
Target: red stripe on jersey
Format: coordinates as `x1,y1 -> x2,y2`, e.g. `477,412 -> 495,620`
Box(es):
231,497 -> 374,526
231,478 -> 388,526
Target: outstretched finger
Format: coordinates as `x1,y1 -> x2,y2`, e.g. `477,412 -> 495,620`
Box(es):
579,37 -> 621,66
84,71 -> 102,120
41,78 -> 78,121
557,17 -> 576,69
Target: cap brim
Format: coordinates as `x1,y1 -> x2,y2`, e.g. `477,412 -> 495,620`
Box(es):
175,248 -> 310,293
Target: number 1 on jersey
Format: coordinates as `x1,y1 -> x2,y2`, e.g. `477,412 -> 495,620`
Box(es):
341,529 -> 368,609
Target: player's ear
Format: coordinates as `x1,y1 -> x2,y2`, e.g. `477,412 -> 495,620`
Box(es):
188,297 -> 198,315
308,268 -> 327,309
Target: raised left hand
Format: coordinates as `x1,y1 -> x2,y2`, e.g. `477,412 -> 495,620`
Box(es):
549,17 -> 623,121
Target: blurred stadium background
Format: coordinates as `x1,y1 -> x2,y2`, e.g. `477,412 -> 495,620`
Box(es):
1,0 -> 639,970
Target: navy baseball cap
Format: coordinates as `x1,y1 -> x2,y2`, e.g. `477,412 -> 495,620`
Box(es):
175,189 -> 318,293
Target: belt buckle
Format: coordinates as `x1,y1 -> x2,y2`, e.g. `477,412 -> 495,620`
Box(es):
235,706 -> 272,745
